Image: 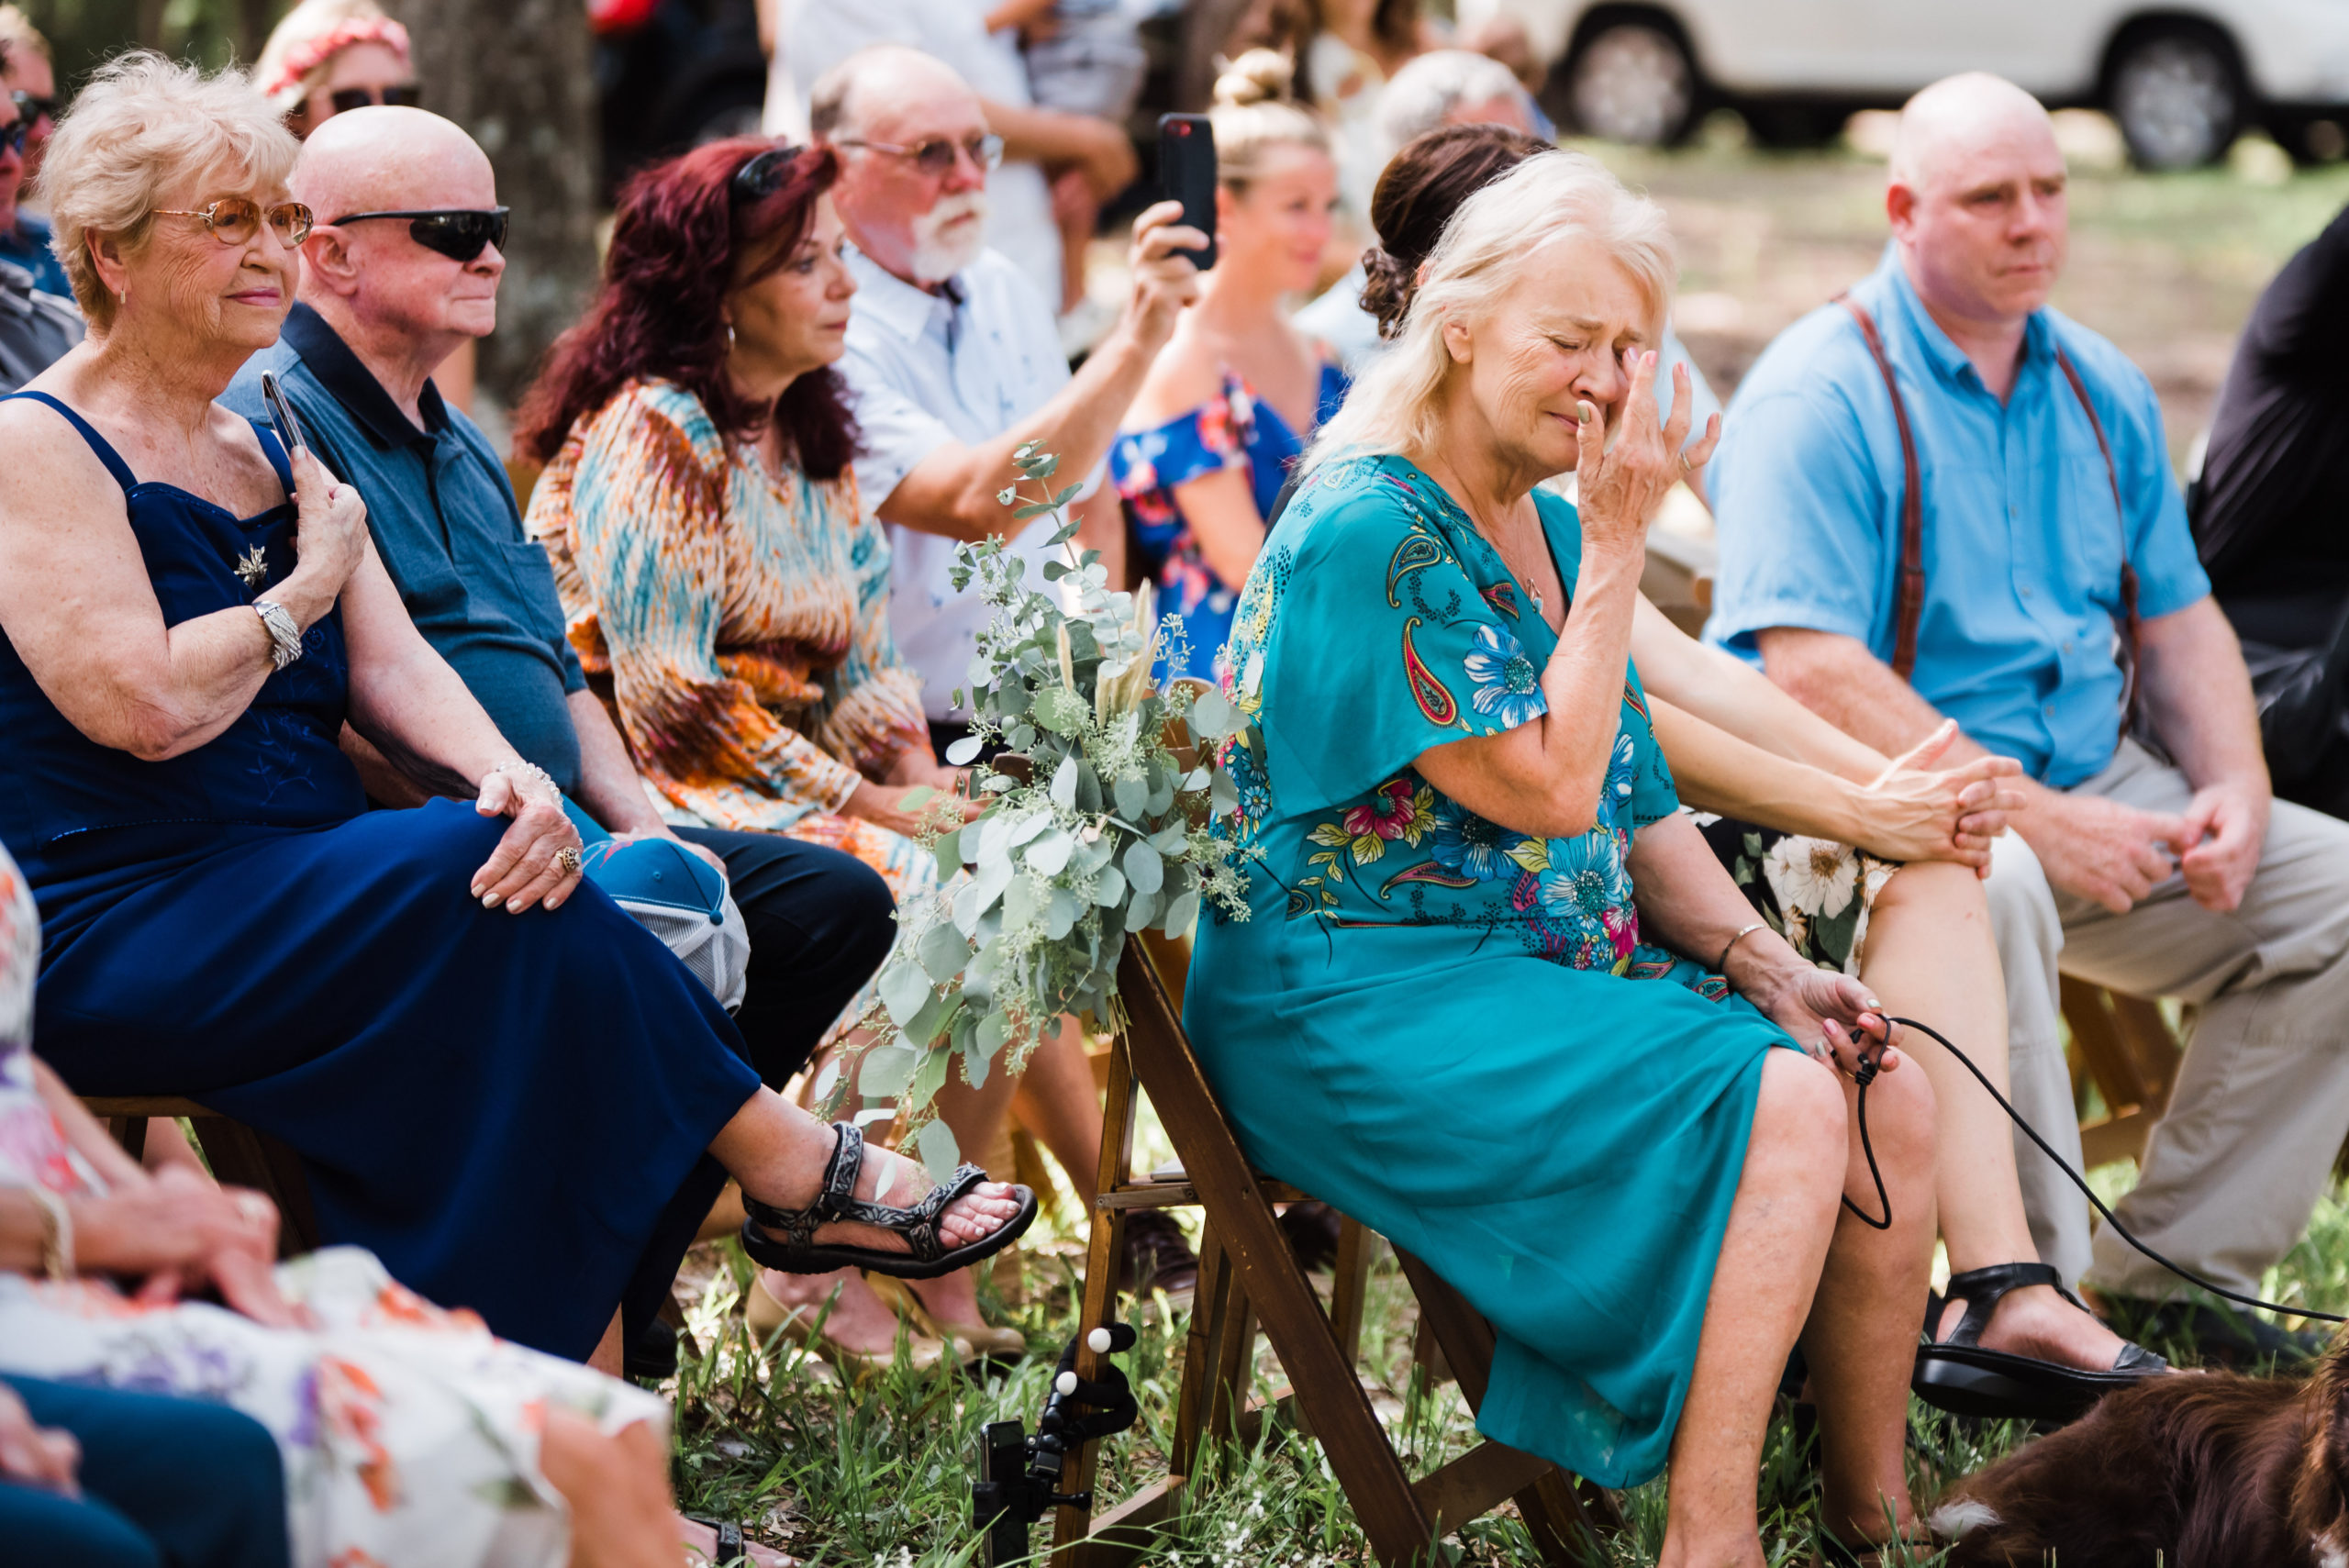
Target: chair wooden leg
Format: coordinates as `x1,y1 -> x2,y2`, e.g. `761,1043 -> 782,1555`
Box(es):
1054,1033 -> 1144,1560
1118,946 -> 1435,1564
106,1116 -> 149,1162
1331,1216 -> 1375,1365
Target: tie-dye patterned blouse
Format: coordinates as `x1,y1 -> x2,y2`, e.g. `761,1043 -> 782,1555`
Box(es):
527,378 -> 930,833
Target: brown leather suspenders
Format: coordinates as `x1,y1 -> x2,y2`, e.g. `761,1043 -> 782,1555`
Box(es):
1834,295 -> 2143,732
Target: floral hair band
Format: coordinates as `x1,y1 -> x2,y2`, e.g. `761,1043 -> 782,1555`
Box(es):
259,17 -> 412,104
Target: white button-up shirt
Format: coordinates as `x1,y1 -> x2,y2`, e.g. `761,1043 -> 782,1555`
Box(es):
841,244 -> 1099,721
767,0 -> 1063,309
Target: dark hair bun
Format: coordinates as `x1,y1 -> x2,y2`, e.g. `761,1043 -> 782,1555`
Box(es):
1364,123 -> 1550,337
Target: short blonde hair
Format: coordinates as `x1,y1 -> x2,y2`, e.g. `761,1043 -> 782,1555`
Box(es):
39,51 -> 300,328
1307,150 -> 1675,469
1208,50 -> 1330,190
253,0 -> 411,112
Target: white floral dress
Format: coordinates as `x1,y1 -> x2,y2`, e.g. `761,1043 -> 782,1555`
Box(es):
0,841 -> 666,1568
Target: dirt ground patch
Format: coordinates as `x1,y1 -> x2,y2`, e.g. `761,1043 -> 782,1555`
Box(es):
1590,128 -> 2349,465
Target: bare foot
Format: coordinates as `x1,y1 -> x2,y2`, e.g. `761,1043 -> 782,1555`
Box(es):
904,1268 -> 986,1334
754,1268 -> 910,1358
677,1515 -> 796,1566
1943,1282 -> 2134,1371
743,1136 -> 1022,1260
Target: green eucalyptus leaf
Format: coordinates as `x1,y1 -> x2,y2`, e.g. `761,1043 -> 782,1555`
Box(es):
918,921 -> 967,984
905,990 -> 959,1050
1092,862 -> 1126,906
1074,759 -> 1103,813
859,1042 -> 918,1096
934,830 -> 963,879
960,1028 -> 991,1089
898,784 -> 937,811
944,736 -> 984,766
879,960 -> 932,1028
907,1044 -> 952,1111
1008,722 -> 1037,751
1012,501 -> 1056,520
1127,886 -> 1159,930
952,880 -> 983,936
1045,885 -> 1082,940
917,1118 -> 962,1181
1041,559 -> 1070,581
972,855 -> 1015,914
1051,754 -> 1080,809
1003,874 -> 1040,929
1125,839 -> 1163,895
1113,773 -> 1148,819
1027,828 -> 1074,876
1212,766 -> 1240,814
1048,518 -> 1081,547
1163,888 -> 1200,937
1009,811 -> 1051,847
1189,686 -> 1238,739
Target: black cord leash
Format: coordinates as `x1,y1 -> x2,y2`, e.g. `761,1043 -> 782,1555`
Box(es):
1849,1015 -> 2344,1325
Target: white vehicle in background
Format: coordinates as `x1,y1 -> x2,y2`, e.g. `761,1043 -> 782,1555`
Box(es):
1459,0 -> 2349,167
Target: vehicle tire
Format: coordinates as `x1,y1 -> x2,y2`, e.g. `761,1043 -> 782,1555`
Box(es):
1565,18 -> 1698,147
2106,23 -> 2243,170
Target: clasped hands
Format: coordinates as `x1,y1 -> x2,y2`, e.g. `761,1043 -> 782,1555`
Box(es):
2029,773 -> 2267,916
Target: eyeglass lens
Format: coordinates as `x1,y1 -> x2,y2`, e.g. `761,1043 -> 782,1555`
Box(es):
407,210 -> 507,261
186,199 -> 315,246
1,117 -> 26,156
9,90 -> 51,126
914,134 -> 999,174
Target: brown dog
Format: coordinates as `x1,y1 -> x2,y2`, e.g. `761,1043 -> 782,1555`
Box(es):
1932,1335 -> 2349,1567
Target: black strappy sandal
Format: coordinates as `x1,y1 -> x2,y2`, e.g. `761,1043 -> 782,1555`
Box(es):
684,1515 -> 780,1566
739,1121 -> 1038,1281
1912,1262 -> 2166,1423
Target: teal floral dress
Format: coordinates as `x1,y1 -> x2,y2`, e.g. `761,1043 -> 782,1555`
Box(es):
1186,453 -> 1797,1487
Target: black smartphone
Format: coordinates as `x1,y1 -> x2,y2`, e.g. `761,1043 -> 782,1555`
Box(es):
1156,113 -> 1217,271
260,371 -> 308,460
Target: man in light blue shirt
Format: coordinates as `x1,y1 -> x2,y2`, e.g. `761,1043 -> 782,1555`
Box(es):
1709,72 -> 2349,1363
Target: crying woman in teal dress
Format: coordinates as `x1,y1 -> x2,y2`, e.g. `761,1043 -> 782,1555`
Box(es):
1186,152 -> 1942,1562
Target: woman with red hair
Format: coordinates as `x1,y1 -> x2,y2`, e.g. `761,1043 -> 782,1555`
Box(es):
520,140 -> 1047,1369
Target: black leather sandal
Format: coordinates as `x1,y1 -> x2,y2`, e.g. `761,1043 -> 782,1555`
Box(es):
739,1121 -> 1038,1281
1912,1262 -> 2166,1423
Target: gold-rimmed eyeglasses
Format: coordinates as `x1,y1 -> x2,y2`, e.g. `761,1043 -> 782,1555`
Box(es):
151,197 -> 316,248
835,132 -> 1003,177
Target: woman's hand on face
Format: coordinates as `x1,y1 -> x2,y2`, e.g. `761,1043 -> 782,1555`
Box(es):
1853,719 -> 2027,867
1572,351 -> 1720,559
285,448 -> 369,601
470,766 -> 584,913
842,777 -> 983,837
1760,965 -> 1899,1081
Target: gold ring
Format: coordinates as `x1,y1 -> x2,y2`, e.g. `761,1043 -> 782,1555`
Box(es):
555,846 -> 582,876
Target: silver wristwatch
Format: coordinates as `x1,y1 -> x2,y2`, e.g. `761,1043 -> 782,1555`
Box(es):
253,599 -> 304,672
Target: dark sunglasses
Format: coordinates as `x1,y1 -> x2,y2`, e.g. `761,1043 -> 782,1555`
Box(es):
153,196 -> 316,246
9,90 -> 51,128
835,131 -> 1003,177
327,83 -> 422,114
328,206 -> 509,261
730,144 -> 806,202
0,116 -> 26,158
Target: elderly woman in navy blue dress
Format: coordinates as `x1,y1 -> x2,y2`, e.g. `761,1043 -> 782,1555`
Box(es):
0,50 -> 1032,1416
1110,51 -> 1346,680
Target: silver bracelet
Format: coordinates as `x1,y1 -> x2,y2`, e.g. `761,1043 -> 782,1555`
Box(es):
487,760 -> 560,795
252,599 -> 304,672
1716,920 -> 1767,973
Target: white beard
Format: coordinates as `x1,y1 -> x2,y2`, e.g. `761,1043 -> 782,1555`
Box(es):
907,190 -> 990,284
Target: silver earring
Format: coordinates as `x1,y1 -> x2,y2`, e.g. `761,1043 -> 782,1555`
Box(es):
725,321 -> 736,347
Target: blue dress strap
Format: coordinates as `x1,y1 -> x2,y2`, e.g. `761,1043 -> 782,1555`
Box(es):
1,390 -> 140,493
249,418 -> 295,495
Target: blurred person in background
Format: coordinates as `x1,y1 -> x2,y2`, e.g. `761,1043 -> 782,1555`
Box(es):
254,0 -> 474,414
0,11 -> 65,297
1111,51 -> 1343,682
0,83 -> 75,395
1707,72 -> 2349,1368
767,0 -> 1134,323
1296,0 -> 1433,217
810,43 -> 1213,1312
2193,199 -> 2349,824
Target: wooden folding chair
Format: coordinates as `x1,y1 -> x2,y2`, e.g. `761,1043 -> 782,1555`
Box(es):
2059,979 -> 2184,1169
1049,933 -> 1620,1567
81,1096 -> 321,1257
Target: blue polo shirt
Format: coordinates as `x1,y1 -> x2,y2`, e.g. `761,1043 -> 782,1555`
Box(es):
0,214 -> 69,300
1705,248 -> 2209,788
223,305 -> 588,791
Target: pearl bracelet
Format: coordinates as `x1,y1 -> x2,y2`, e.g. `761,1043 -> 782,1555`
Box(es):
487,760 -> 560,795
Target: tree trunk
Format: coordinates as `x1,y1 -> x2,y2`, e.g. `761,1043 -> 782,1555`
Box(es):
385,0 -> 598,409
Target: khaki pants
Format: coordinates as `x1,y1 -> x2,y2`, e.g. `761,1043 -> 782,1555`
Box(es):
1985,739 -> 2349,1298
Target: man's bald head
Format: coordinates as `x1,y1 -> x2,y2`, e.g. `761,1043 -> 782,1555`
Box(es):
808,45 -> 981,145
1885,72 -> 2068,335
293,105 -> 492,219
1890,72 -> 2059,191
292,106 -> 504,374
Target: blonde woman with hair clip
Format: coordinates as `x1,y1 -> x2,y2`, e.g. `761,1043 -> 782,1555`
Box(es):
1187,150 -> 1945,1563
1109,50 -> 1343,682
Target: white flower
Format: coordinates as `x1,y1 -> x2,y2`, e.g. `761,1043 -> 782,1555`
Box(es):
1765,835 -> 1859,919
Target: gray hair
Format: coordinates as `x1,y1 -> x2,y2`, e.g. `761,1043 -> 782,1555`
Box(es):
39,51 -> 299,328
1376,50 -> 1527,151
1308,150 -> 1675,471
808,44 -> 971,141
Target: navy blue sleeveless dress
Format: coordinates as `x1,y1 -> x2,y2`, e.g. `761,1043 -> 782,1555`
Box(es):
0,392 -> 762,1359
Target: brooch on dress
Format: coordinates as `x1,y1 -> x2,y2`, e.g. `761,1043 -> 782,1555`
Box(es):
234,544 -> 269,595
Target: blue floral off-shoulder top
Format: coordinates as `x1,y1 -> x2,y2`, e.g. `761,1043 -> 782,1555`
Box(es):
1109,361 -> 1350,682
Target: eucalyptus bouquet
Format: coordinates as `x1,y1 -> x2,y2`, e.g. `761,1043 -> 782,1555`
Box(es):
846,444 -> 1252,1173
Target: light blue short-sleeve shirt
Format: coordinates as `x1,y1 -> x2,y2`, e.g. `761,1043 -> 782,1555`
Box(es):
1704,248 -> 2209,788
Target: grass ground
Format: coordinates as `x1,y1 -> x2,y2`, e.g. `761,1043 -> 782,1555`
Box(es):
664,1129 -> 2349,1567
